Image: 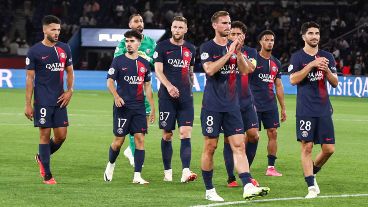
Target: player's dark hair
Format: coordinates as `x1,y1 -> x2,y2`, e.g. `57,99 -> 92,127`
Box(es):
300,21 -> 320,35
124,30 -> 142,41
258,30 -> 275,42
42,15 -> 61,25
231,21 -> 247,34
211,11 -> 230,23
129,14 -> 142,22
172,16 -> 187,24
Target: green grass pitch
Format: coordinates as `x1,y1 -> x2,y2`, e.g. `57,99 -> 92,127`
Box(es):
0,89 -> 367,206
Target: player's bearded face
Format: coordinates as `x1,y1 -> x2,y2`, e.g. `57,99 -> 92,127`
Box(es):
304,28 -> 320,48
214,16 -> 231,37
129,16 -> 144,33
171,21 -> 187,41
125,37 -> 140,54
43,23 -> 60,43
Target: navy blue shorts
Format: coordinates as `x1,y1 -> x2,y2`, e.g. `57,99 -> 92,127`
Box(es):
241,104 -> 259,131
159,99 -> 194,131
113,106 -> 147,137
201,108 -> 244,138
257,108 -> 280,130
296,116 -> 335,144
33,105 -> 68,128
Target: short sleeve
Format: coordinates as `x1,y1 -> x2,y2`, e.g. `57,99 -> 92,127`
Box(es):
288,53 -> 300,74
327,53 -> 337,73
65,45 -> 73,67
200,43 -> 214,65
190,45 -> 196,66
144,62 -> 151,82
276,58 -> 282,79
153,43 -> 164,63
248,48 -> 257,67
107,58 -> 119,80
25,49 -> 36,70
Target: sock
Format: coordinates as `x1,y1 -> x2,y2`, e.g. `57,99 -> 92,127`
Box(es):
49,137 -> 63,155
161,138 -> 173,170
239,172 -> 252,186
134,149 -> 145,172
305,175 -> 315,187
313,165 -> 321,175
129,134 -> 135,155
246,141 -> 258,167
223,142 -> 235,181
267,154 -> 277,167
180,138 -> 191,169
109,146 -> 120,163
39,144 -> 51,175
202,170 -> 214,190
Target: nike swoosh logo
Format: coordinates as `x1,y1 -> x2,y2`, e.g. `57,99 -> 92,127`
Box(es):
166,51 -> 174,55
213,55 -> 221,59
257,66 -> 263,69
41,55 -> 49,60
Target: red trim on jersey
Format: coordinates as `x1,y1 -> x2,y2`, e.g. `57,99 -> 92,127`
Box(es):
55,46 -> 66,86
315,55 -> 328,103
268,60 -> 278,99
181,46 -> 191,87
136,60 -> 146,101
228,48 -> 237,100
240,50 -> 249,98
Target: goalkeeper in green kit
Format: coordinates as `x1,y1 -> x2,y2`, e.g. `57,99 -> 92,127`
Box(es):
114,13 -> 156,167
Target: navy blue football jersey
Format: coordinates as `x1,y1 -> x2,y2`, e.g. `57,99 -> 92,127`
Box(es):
237,46 -> 257,109
249,54 -> 282,112
107,55 -> 151,110
288,49 -> 337,117
200,40 -> 240,112
153,39 -> 196,102
26,41 -> 73,106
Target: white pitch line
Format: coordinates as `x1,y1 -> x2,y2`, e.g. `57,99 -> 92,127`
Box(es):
191,193 -> 368,207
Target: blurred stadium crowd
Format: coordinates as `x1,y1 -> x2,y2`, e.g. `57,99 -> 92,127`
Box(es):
0,0 -> 367,75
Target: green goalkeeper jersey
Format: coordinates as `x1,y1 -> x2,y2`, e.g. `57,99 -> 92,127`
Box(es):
113,34 -> 156,114
114,35 -> 156,65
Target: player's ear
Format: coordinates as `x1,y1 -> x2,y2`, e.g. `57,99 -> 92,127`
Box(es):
212,22 -> 216,30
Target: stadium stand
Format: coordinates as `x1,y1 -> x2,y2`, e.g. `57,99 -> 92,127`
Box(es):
0,0 -> 367,75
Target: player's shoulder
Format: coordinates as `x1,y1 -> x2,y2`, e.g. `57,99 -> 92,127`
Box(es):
55,41 -> 70,49
271,55 -> 281,65
318,49 -> 334,59
156,39 -> 170,48
144,35 -> 156,44
184,40 -> 196,50
137,56 -> 151,66
243,45 -> 257,53
28,42 -> 43,52
200,39 -> 215,48
291,49 -> 303,57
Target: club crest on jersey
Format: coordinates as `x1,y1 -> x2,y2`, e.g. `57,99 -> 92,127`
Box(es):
231,54 -> 237,59
60,53 -> 66,59
26,57 -> 30,65
301,131 -> 308,138
184,51 -> 190,57
140,67 -> 146,73
201,52 -> 209,60
146,49 -> 151,55
272,66 -> 278,72
117,128 -> 123,134
39,118 -> 46,124
108,68 -> 115,75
